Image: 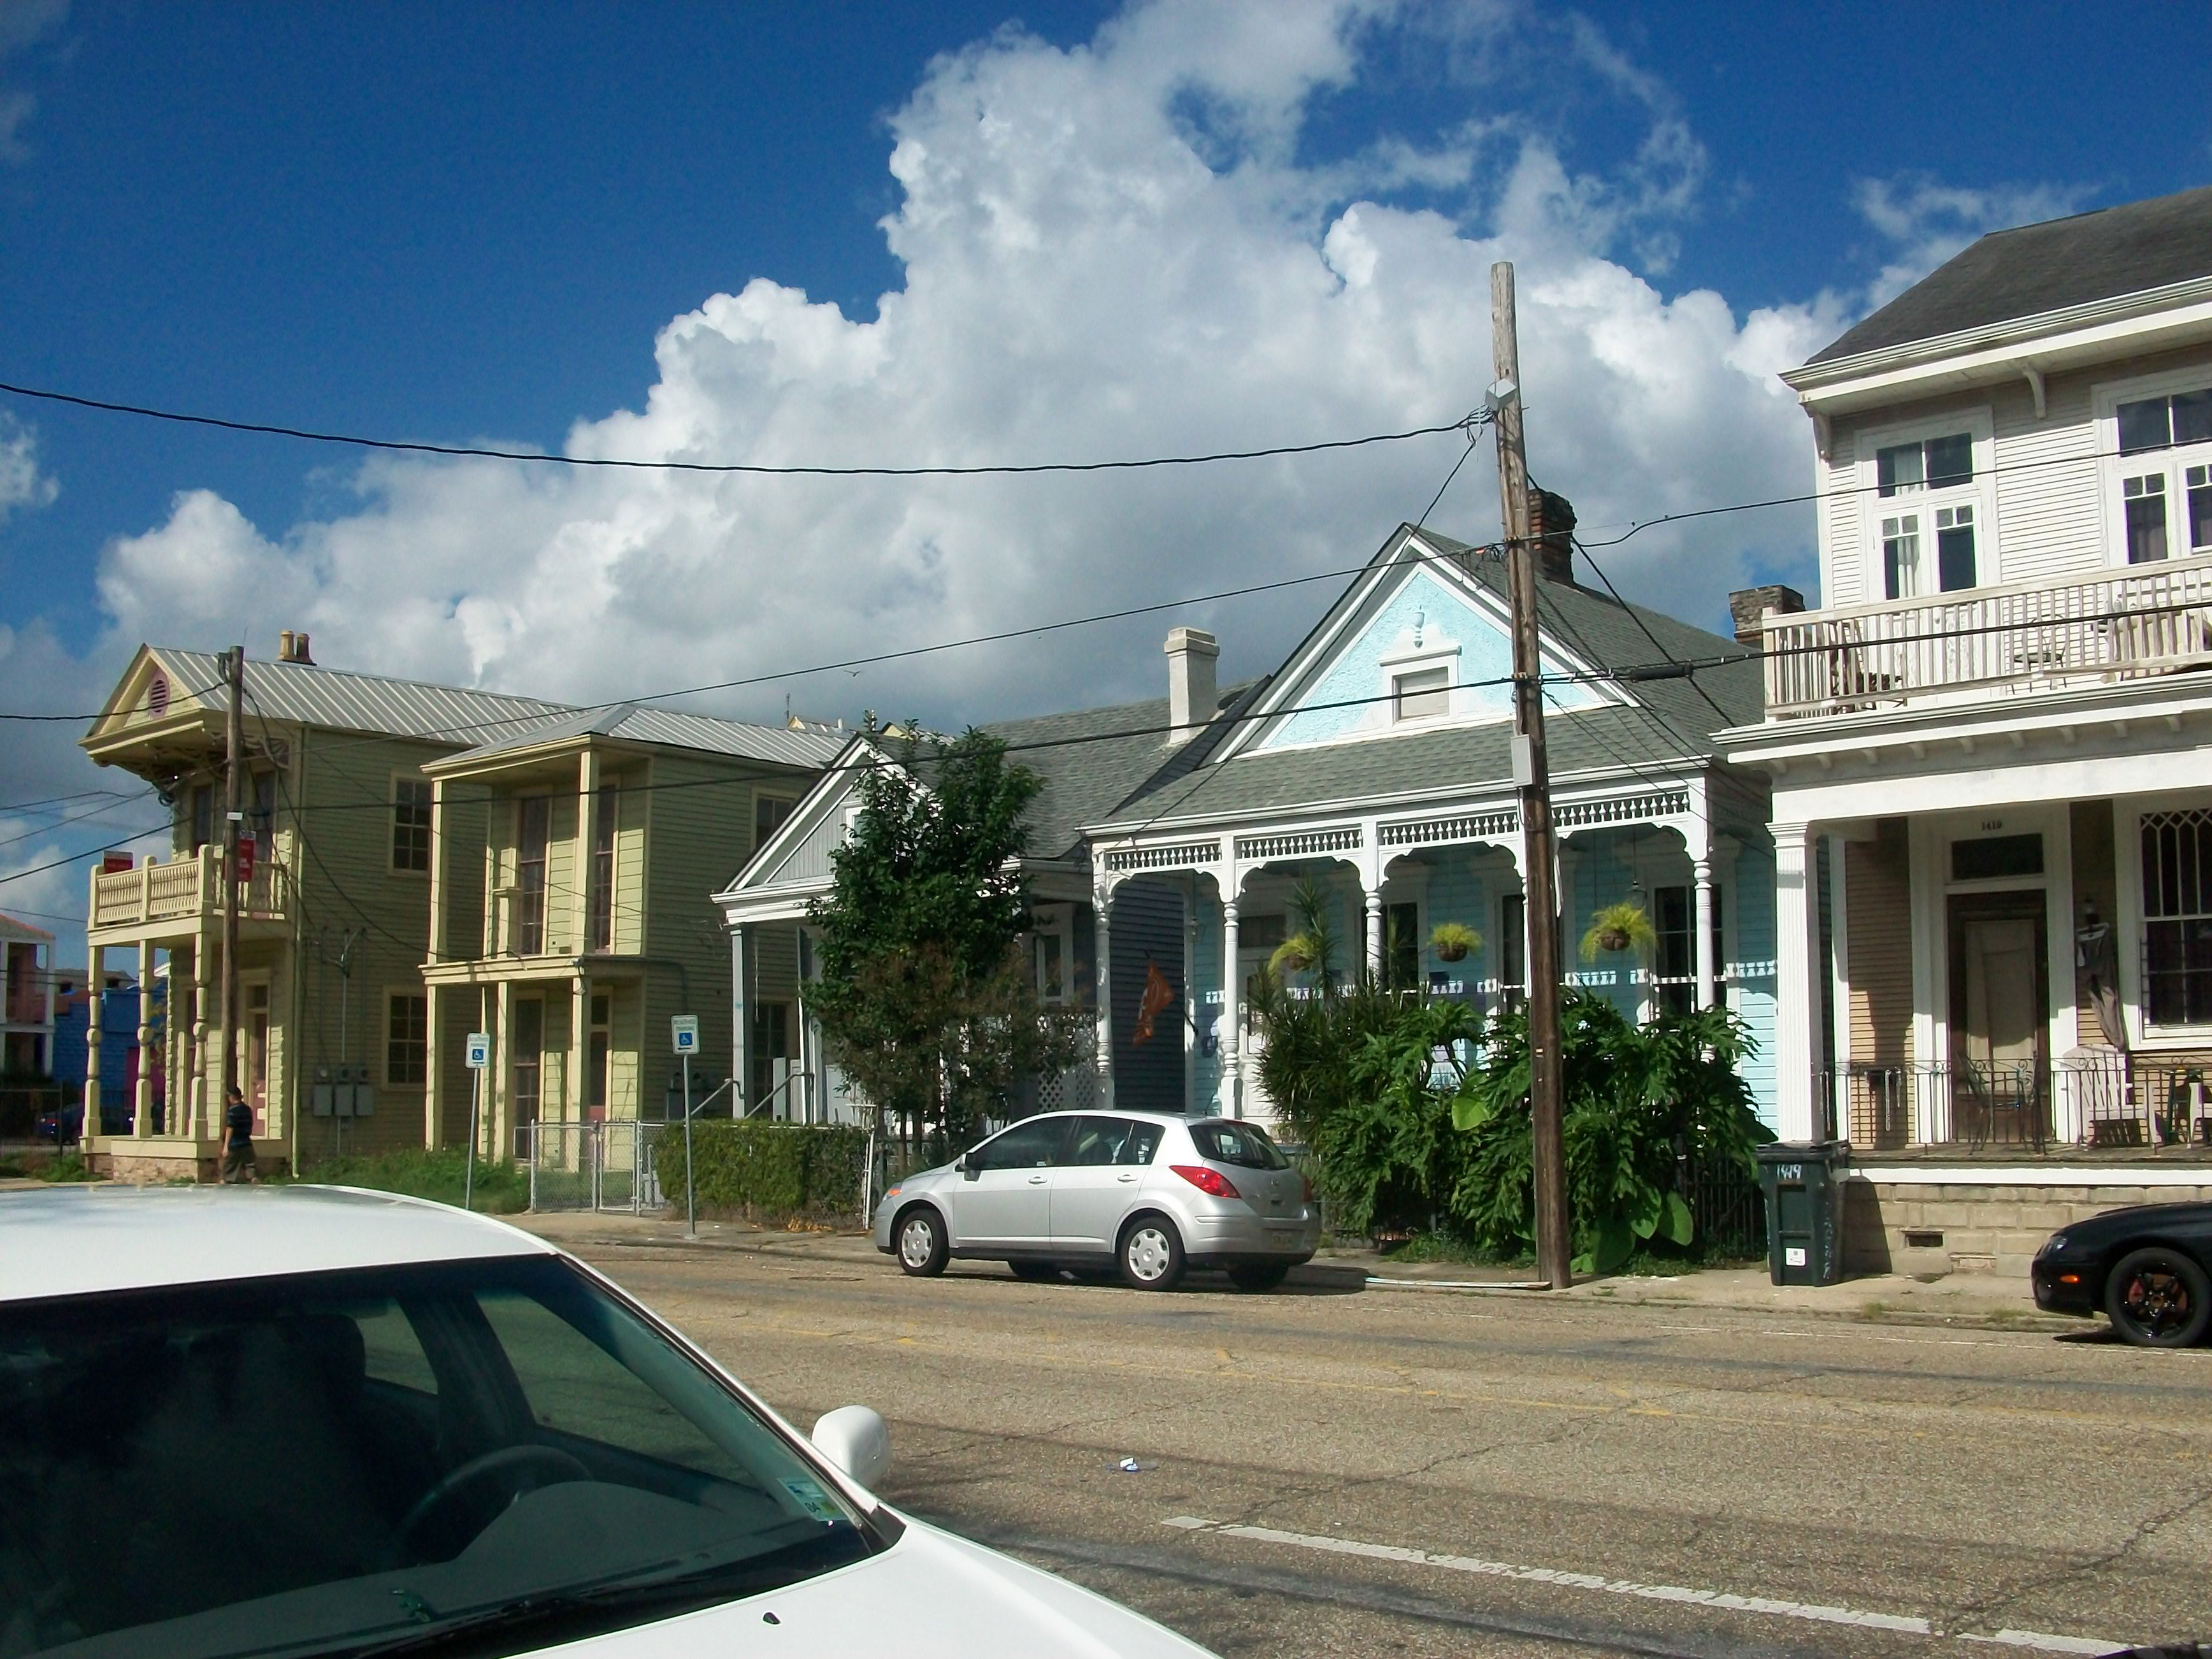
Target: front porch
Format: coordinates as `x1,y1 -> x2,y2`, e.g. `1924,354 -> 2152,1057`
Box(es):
1090,776 -> 1779,1124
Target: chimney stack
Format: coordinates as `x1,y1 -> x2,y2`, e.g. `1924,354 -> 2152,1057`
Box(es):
1727,584 -> 1806,647
1527,488 -> 1576,584
276,630 -> 315,664
1164,626 -> 1219,744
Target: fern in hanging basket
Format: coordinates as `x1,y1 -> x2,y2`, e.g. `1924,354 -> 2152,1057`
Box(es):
1579,901 -> 1658,961
1268,933 -> 1321,976
1428,921 -> 1481,963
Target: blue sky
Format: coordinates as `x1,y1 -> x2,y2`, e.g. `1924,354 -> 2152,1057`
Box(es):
1,0 -> 2208,945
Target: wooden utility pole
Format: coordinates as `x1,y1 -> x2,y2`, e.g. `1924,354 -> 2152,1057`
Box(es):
1491,262 -> 1570,1289
220,643 -> 244,1157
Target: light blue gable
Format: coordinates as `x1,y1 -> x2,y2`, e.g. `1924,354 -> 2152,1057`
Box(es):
1258,568 -> 1603,750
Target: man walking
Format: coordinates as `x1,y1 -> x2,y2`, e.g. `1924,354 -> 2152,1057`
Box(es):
220,1082 -> 257,1184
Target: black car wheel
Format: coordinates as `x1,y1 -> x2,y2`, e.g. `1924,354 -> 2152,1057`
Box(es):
2106,1247 -> 2212,1347
894,1207 -> 949,1277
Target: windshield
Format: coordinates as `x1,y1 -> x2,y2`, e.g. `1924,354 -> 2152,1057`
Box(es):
0,1256 -> 879,1657
1187,1119 -> 1290,1170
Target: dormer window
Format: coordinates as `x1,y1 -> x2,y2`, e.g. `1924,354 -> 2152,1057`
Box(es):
2113,387 -> 2212,564
1393,666 -> 1450,720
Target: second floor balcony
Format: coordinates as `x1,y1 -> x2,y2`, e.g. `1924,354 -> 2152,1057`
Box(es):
1761,556 -> 2212,721
89,844 -> 293,945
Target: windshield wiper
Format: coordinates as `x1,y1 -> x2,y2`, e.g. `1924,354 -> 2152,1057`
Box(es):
334,1534 -> 858,1658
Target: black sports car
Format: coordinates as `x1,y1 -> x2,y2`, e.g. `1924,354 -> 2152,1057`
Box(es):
2032,1201 -> 2212,1347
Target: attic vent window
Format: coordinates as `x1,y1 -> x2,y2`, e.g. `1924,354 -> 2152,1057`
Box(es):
1393,666 -> 1450,721
147,673 -> 169,719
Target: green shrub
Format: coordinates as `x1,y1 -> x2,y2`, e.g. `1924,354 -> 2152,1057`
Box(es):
657,1122 -> 871,1220
291,1148 -> 530,1214
1452,992 -> 1768,1274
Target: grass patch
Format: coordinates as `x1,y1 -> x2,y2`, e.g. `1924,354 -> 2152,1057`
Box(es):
285,1148 -> 530,1214
18,1152 -> 101,1183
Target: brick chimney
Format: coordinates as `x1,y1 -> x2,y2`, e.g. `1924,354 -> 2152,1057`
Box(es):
1165,626 -> 1219,745
1727,585 -> 1806,646
1528,488 -> 1576,584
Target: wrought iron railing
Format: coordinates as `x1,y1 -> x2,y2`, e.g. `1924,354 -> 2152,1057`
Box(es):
1827,1054 -> 2212,1154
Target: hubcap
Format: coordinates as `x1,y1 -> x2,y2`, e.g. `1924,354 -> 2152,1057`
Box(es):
2127,1270 -> 2191,1335
900,1217 -> 935,1268
1126,1226 -> 1172,1281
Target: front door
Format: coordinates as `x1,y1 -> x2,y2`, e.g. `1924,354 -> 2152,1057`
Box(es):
1237,945 -> 1276,1119
1948,895 -> 2049,1144
1050,1115 -> 1163,1251
948,1117 -> 1066,1249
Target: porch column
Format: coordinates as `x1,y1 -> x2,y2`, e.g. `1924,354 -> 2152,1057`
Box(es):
1182,886 -> 1198,1112
570,972 -> 590,1124
1693,858 -> 1716,1009
493,979 -> 514,1160
1093,891 -> 1114,1109
730,925 -> 749,1116
134,938 -> 154,1137
190,939 -> 212,1140
1772,821 -> 1824,1142
83,944 -> 102,1154
424,982 -> 447,1150
1363,883 -> 1384,980
574,750 -> 600,954
426,778 -> 447,965
1219,898 -> 1240,1117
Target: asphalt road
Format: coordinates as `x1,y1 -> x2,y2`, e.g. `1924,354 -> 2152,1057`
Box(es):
566,1237 -> 2212,1658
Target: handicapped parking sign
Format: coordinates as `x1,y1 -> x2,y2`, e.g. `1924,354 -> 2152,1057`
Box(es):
671,1015 -> 700,1056
464,1032 -> 491,1070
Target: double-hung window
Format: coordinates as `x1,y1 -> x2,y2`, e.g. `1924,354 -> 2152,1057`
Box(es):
2141,810 -> 2212,1028
2115,386 -> 2212,564
391,778 -> 432,873
1876,431 -> 1979,598
515,796 -> 550,954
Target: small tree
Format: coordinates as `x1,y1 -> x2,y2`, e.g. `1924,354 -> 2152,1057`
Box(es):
808,722 -> 1084,1156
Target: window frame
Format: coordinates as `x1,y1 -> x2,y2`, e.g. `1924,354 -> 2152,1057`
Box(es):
586,782 -> 617,953
390,775 -> 433,875
514,794 -> 552,955
754,789 -> 799,854
2136,808 -> 2212,1033
384,988 -> 429,1088
2096,367 -> 2212,568
1030,903 -> 1073,1003
1855,409 -> 1996,599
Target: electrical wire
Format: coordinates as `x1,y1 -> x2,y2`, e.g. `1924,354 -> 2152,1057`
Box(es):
0,377 -> 1478,478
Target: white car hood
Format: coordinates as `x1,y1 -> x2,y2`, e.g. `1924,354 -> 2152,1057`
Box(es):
543,1514 -> 1212,1657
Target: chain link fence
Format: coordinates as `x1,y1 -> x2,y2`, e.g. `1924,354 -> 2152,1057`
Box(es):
524,1121 -> 669,1213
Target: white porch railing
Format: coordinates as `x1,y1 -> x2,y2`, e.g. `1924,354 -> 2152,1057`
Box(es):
1763,559 -> 2212,718
89,844 -> 292,938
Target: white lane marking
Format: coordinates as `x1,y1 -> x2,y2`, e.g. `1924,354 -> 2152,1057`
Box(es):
1162,1517 -> 2123,1653
1957,1632 -> 2120,1655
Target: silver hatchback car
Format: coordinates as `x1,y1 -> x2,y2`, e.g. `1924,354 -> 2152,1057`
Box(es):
873,1111 -> 1319,1292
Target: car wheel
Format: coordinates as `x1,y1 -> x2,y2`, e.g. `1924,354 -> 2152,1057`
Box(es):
2106,1246 -> 2212,1347
1228,1263 -> 1289,1293
1119,1216 -> 1184,1291
894,1207 -> 949,1278
1009,1260 -> 1061,1282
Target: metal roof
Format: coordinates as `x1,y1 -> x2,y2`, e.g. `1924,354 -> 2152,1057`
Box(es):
147,649 -> 840,768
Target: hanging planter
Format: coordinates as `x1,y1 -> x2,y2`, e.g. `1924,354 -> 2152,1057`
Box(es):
1428,921 -> 1481,963
1579,901 -> 1658,962
1268,933 -> 1320,976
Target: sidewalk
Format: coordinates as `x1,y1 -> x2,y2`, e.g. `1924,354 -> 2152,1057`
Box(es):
508,1209 -> 2069,1331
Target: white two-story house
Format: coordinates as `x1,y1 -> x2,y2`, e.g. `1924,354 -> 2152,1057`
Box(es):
1724,183 -> 2212,1275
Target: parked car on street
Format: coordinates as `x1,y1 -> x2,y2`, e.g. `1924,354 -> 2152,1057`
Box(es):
874,1110 -> 1319,1292
2031,1201 -> 2212,1347
34,1098 -> 134,1142
0,1185 -> 1215,1658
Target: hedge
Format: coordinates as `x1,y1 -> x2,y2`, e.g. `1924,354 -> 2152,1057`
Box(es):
657,1121 -> 871,1220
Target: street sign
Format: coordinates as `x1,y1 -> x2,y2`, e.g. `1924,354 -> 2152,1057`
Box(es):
671,1014 -> 700,1056
464,1032 -> 491,1070
235,833 -> 255,884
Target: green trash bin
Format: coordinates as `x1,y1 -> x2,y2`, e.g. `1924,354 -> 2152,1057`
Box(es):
1755,1140 -> 1851,1286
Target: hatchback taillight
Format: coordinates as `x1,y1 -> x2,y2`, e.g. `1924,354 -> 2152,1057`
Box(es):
1172,1164 -> 1240,1200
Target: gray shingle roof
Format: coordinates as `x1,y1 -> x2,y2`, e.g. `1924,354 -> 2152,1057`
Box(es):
1098,530 -> 1757,830
1809,184 -> 2212,365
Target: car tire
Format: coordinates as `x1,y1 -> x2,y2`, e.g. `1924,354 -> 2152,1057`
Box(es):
1009,1260 -> 1061,1282
1228,1263 -> 1289,1293
1118,1215 -> 1184,1292
2105,1246 -> 2212,1347
894,1207 -> 949,1278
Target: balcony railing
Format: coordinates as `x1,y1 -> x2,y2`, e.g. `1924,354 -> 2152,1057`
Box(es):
1763,558 -> 2212,718
89,844 -> 292,937
1828,1054 -> 2212,1156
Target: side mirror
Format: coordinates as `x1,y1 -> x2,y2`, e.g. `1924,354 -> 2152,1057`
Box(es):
811,1405 -> 891,1491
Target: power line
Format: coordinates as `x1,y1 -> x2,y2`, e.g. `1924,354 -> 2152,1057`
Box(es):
0,377 -> 1478,478
0,788 -> 162,854
1560,528 -> 1738,729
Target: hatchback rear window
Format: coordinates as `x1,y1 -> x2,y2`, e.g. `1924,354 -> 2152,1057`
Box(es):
1187,1120 -> 1289,1170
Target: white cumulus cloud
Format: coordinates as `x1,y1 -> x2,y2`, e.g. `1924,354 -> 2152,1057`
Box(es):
33,0 -> 1841,764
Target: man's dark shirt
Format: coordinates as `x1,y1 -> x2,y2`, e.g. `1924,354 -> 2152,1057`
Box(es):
226,1100 -> 252,1149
